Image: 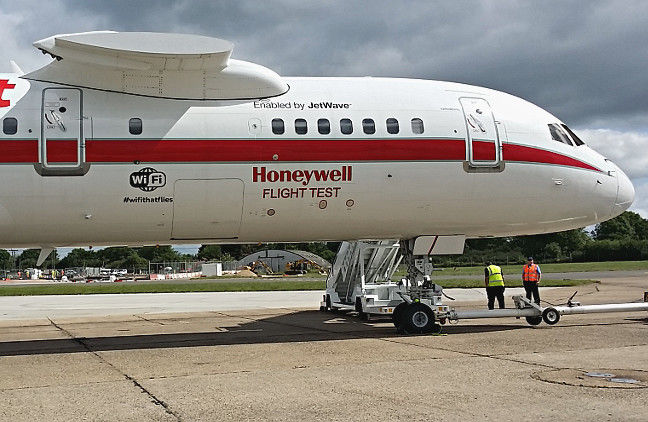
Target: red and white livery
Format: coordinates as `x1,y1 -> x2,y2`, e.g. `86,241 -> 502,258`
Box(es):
0,31 -> 634,259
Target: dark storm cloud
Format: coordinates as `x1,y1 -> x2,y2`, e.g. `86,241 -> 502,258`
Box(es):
2,0 -> 648,129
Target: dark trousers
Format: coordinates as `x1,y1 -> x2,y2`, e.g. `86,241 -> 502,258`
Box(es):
523,281 -> 540,304
486,286 -> 505,309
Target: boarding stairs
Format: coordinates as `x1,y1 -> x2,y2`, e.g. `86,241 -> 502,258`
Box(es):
328,240 -> 401,304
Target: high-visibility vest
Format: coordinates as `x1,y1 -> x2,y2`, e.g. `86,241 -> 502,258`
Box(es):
487,265 -> 504,286
523,264 -> 540,282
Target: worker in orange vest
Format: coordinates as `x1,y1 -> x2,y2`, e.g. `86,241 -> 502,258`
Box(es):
522,257 -> 542,304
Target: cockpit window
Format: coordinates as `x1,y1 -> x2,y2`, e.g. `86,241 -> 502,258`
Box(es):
548,124 -> 573,146
561,124 -> 585,146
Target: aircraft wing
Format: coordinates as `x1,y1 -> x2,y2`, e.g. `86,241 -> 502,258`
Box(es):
23,31 -> 288,100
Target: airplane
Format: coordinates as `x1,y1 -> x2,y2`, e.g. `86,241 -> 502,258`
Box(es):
0,31 -> 635,331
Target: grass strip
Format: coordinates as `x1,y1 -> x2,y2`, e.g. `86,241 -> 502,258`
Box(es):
407,260 -> 648,276
0,278 -> 597,296
0,280 -> 326,296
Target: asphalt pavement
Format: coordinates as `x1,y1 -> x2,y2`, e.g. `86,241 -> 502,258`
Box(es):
0,273 -> 646,421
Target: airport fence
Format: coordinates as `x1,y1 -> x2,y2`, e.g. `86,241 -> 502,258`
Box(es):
148,261 -> 204,275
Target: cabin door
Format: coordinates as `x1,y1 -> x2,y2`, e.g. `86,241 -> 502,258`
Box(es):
459,97 -> 502,168
39,87 -> 89,176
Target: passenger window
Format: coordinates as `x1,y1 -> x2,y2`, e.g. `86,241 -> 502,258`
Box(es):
386,118 -> 399,134
362,118 -> 375,135
295,119 -> 308,135
272,118 -> 285,135
548,124 -> 573,145
318,118 -> 330,135
2,117 -> 17,135
129,118 -> 142,135
411,118 -> 424,134
340,119 -> 353,135
562,124 -> 585,146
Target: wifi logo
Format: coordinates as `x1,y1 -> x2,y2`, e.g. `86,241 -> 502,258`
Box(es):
129,167 -> 166,192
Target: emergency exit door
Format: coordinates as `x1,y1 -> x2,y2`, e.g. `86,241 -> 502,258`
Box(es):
39,88 -> 87,175
459,97 -> 502,167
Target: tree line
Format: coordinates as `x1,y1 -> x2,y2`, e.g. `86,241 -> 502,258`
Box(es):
1,211 -> 647,271
0,242 -> 341,272
433,211 -> 648,266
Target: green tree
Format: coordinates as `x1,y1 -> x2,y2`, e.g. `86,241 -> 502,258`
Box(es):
594,211 -> 648,241
116,252 -> 148,272
197,244 -> 222,261
17,249 -> 59,269
136,245 -> 184,262
511,228 -> 590,262
58,248 -> 99,268
97,247 -> 136,267
543,242 -> 562,261
0,249 -> 11,270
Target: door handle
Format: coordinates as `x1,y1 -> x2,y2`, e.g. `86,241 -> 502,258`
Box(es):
49,110 -> 66,132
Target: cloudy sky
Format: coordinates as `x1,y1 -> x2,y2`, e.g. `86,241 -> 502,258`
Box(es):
1,0 -> 647,220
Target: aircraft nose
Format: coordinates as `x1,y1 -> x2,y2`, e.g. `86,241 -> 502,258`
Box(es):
613,168 -> 634,216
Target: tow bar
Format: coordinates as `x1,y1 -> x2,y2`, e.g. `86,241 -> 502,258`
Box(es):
446,294 -> 648,326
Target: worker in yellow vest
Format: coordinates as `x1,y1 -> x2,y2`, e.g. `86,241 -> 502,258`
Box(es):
522,257 -> 542,304
484,261 -> 505,309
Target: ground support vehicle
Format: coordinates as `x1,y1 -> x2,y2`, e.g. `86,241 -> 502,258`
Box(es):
321,239 -> 648,334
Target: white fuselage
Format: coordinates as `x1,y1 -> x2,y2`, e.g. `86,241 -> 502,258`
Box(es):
0,74 -> 634,248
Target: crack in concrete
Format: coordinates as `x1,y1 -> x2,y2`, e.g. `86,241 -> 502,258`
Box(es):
47,317 -> 182,421
135,314 -> 167,326
213,310 -> 648,379
0,378 -> 121,393
529,371 -> 648,389
50,308 -> 641,398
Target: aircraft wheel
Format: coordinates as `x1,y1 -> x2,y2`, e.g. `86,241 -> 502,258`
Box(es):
542,307 -> 560,325
402,303 -> 437,334
392,302 -> 408,333
525,315 -> 543,326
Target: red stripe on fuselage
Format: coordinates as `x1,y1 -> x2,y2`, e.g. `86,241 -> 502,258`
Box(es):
0,138 -> 601,172
472,140 -> 497,161
0,140 -> 38,162
502,143 -> 600,172
46,139 -> 78,163
85,138 -> 467,163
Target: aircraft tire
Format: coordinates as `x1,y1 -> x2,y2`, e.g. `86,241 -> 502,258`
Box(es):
392,302 -> 408,333
401,303 -> 437,334
542,307 -> 560,325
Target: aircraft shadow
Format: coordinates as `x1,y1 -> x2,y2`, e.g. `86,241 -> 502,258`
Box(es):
0,310 -> 526,357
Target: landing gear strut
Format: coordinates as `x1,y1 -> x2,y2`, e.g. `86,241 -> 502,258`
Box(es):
391,239 -> 445,334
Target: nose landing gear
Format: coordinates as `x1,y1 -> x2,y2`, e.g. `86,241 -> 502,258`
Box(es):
401,302 -> 441,334
390,239 -> 447,334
